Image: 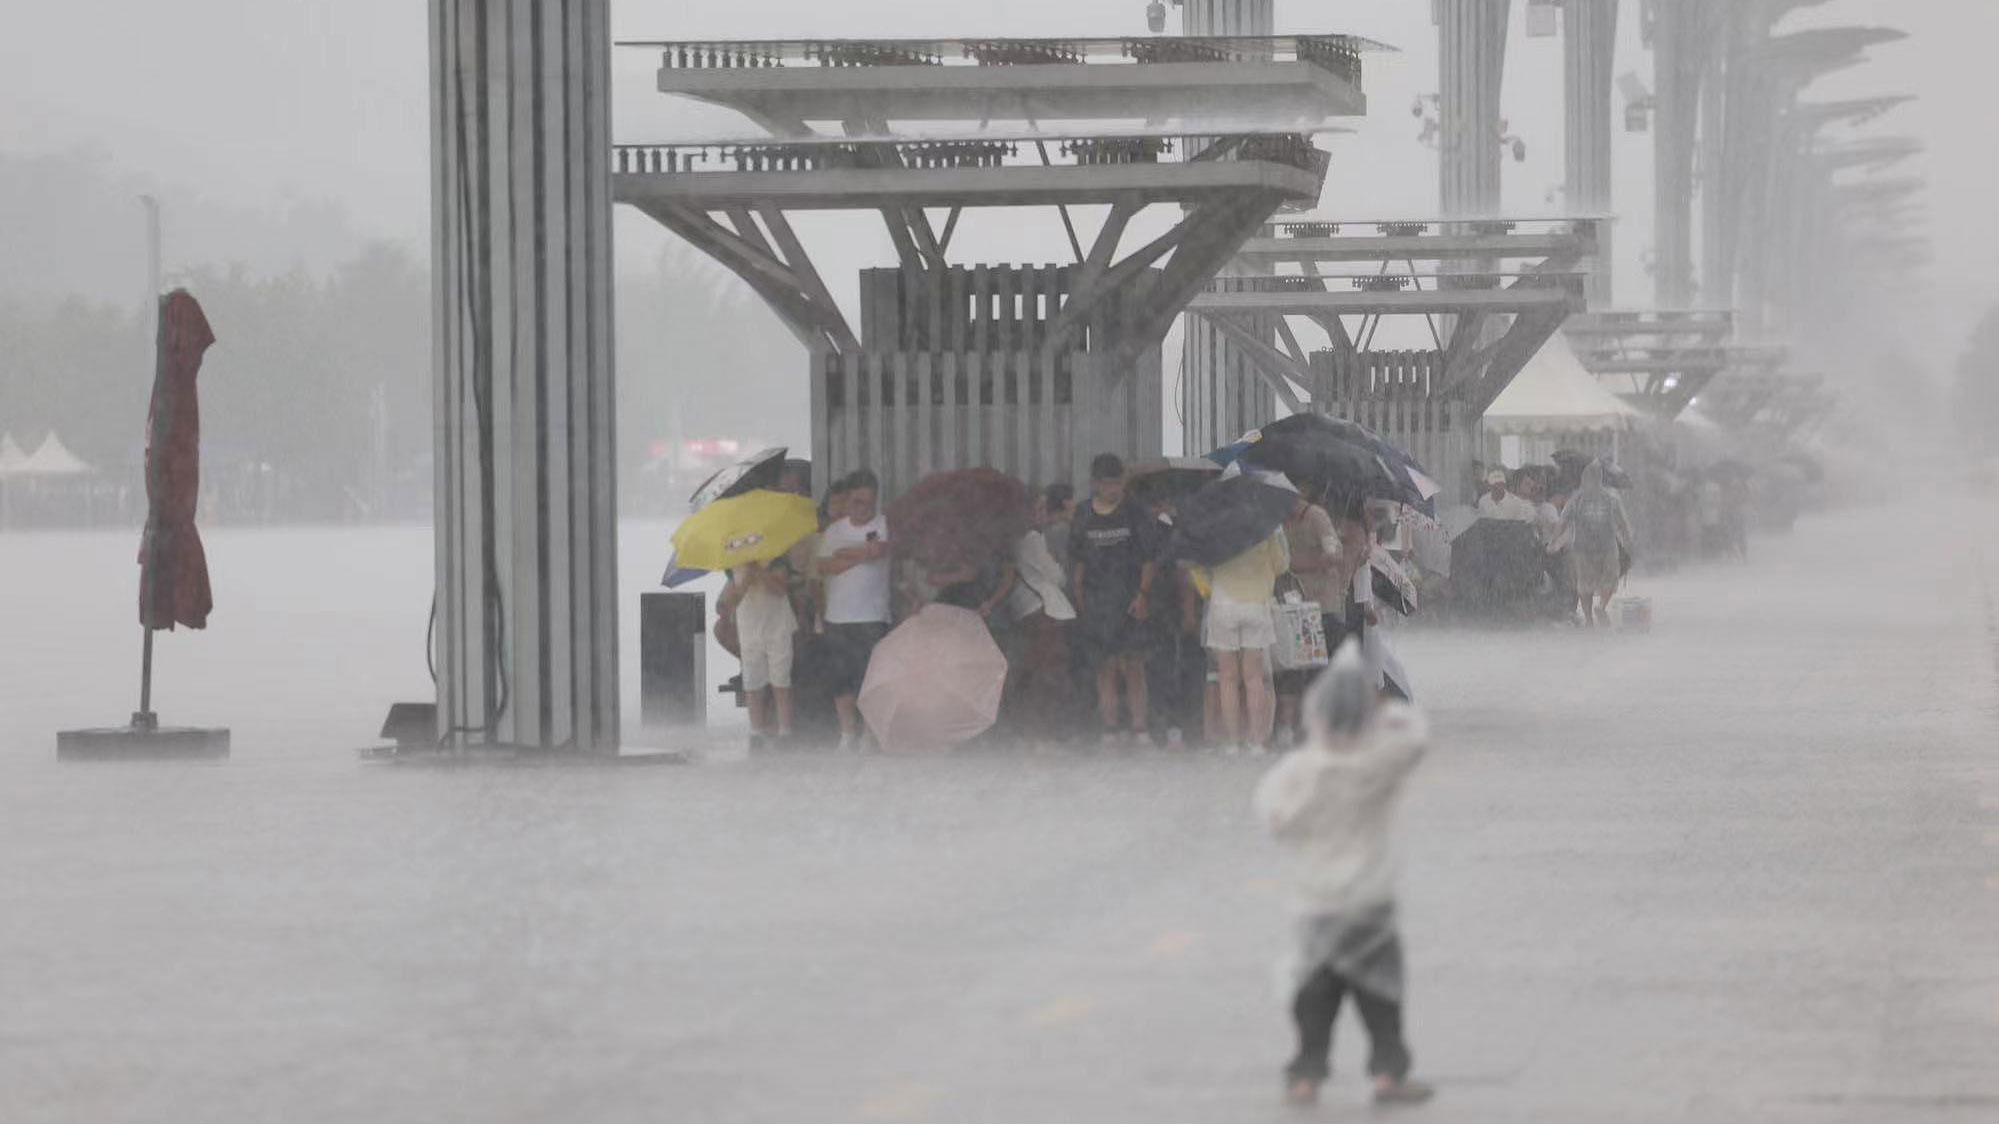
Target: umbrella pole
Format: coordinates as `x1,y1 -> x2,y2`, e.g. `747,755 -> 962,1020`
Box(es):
135,628 -> 157,731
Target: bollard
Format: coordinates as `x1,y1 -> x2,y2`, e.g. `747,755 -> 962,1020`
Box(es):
641,592 -> 707,729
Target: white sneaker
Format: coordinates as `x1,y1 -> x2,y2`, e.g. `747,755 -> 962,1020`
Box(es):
1220,743 -> 1244,758
837,732 -> 860,754
1099,730 -> 1126,749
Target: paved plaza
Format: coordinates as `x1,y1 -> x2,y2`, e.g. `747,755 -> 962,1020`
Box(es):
2,502 -> 1996,1122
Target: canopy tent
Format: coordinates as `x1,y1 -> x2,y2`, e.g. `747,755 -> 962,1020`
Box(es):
0,432 -> 28,475
1484,335 -> 1641,436
20,431 -> 92,476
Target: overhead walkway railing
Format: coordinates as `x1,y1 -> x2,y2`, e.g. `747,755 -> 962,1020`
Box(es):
612,133 -> 1328,178
621,34 -> 1388,85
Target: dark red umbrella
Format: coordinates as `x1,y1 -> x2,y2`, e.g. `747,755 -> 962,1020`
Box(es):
885,468 -> 1030,571
138,290 -> 216,631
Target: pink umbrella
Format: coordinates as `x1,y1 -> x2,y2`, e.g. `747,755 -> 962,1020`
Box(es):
858,604 -> 1008,755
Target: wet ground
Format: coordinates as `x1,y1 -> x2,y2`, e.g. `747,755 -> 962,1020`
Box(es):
2,502 -> 1996,1123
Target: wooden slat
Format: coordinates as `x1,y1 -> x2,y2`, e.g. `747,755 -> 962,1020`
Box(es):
971,265 -> 990,355
864,353 -> 887,480
965,351 -> 984,467
1012,351 -> 1031,481
1038,351 -> 1057,487
841,354 -> 861,483
915,352 -> 934,480
810,350 -> 830,495
887,351 -> 908,495
939,351 -> 961,470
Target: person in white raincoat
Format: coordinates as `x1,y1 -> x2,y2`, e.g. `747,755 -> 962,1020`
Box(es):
1253,641 -> 1434,1108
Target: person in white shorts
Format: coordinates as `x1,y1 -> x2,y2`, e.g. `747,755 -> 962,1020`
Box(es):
1205,527 -> 1289,754
724,556 -> 798,747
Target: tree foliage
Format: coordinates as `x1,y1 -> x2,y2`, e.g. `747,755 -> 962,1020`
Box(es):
1953,305 -> 1999,455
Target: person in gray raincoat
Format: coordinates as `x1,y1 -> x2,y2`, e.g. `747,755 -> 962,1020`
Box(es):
1253,641 -> 1434,1107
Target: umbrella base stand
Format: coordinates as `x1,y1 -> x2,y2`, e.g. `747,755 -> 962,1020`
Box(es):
57,722 -> 230,762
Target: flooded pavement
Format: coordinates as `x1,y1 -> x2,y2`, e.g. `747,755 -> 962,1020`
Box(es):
2,502 -> 1996,1123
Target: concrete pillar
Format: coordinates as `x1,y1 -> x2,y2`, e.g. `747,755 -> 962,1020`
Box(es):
1564,0 -> 1618,304
430,0 -> 620,751
1651,0 -> 1698,307
1439,0 -> 1511,219
1698,38 -> 1731,309
1179,0 -> 1276,448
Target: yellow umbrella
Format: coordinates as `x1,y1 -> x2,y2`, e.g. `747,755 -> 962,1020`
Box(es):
668,490 -> 819,573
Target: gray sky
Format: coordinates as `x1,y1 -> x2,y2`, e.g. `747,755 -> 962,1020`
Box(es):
2,0 -> 1990,370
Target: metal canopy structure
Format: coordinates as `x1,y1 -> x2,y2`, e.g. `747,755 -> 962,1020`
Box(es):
1696,371 -> 1835,439
631,35 -> 1383,127
619,21 -> 1368,495
1189,268 -> 1586,414
615,131 -> 1326,362
1564,309 -> 1738,420
1189,214 -> 1592,497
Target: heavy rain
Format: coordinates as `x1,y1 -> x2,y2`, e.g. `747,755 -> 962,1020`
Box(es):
2,1 -> 1997,1122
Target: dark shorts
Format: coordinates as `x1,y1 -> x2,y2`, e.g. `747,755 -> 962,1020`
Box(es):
824,621 -> 888,697
1077,602 -> 1154,667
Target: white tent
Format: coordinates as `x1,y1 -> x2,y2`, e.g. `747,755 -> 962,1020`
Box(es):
0,432 -> 28,476
1483,334 -> 1642,436
20,431 -> 92,476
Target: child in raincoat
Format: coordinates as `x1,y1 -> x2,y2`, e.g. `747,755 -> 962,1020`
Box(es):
1253,641 -> 1434,1107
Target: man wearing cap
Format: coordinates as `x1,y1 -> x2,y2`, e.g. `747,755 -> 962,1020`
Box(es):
1474,468 -> 1538,524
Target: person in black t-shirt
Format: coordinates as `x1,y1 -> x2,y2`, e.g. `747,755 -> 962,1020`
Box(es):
1070,454 -> 1160,746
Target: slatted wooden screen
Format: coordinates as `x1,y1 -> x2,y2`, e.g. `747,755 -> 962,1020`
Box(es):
1308,348 -> 1482,505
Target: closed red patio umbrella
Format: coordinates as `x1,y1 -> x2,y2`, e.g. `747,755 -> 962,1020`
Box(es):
139,290 -> 216,634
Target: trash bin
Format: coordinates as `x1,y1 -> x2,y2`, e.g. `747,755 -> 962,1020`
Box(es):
641,592 -> 706,728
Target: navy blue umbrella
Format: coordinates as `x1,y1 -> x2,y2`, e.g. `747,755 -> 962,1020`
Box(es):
1168,471 -> 1299,567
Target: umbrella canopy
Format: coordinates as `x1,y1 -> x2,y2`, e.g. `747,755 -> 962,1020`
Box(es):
660,563 -> 709,588
688,446 -> 788,510
1168,470 -> 1299,567
858,603 -> 1008,754
1448,518 -> 1546,614
668,490 -> 818,573
1128,457 -> 1223,507
1370,544 -> 1420,617
885,468 -> 1030,571
139,290 -> 216,632
1259,413 -> 1441,503
1242,430 -> 1421,512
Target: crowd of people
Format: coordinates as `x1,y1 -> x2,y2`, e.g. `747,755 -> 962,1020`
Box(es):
714,453 -> 1402,755
1460,461 -> 1635,625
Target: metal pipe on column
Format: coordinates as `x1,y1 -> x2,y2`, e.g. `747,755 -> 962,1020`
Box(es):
1650,0 -> 1701,308
1563,0 -> 1617,305
1439,0 -> 1510,219
430,0 -> 621,752
1178,0 -> 1276,447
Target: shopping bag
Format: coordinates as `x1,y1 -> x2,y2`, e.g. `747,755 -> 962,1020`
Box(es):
1269,578 -> 1330,672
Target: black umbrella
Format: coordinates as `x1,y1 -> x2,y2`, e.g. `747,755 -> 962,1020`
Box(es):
688,446 -> 788,510
1128,457 -> 1224,507
1168,471 -> 1299,567
1243,430 -> 1416,511
1448,518 -> 1548,615
1260,413 -> 1440,509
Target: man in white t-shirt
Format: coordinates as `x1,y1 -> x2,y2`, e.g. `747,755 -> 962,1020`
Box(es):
1474,469 -> 1538,523
815,469 -> 892,750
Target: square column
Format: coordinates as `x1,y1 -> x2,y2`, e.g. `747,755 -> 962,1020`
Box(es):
430,0 -> 620,751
